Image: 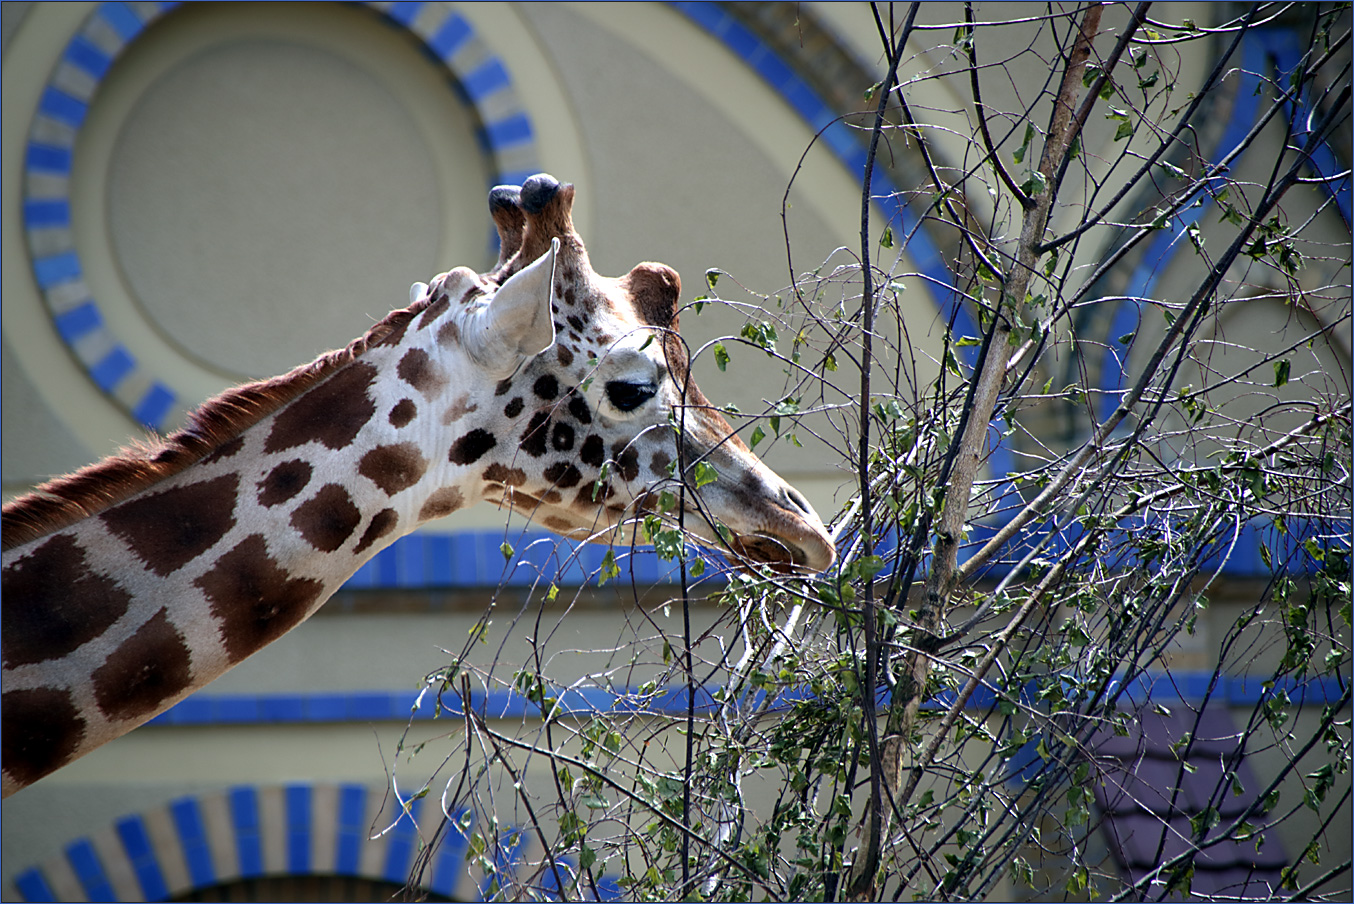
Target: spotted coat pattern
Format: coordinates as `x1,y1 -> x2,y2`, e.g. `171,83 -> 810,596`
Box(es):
0,174 -> 834,799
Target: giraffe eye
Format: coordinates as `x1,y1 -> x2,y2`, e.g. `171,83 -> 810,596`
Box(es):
605,380 -> 657,412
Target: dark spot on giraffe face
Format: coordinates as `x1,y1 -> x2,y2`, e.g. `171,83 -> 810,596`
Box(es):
265,363 -> 378,453
2,687 -> 86,790
2,534 -> 133,668
483,463 -> 527,486
101,474 -> 239,576
551,422 -> 575,451
354,508 -> 399,555
419,487 -> 465,520
494,378 -> 514,396
519,411 -> 551,457
437,319 -> 460,347
258,460 -> 312,508
580,434 -> 605,468
359,443 -> 428,496
389,398 -> 417,428
557,344 -> 574,367
291,484 -> 362,552
651,450 -> 672,476
504,397 -> 525,419
397,348 -> 447,397
544,461 -> 583,488
91,607 -> 193,723
533,374 -> 559,400
611,442 -> 641,482
202,436 -> 245,465
196,534 -> 326,663
416,294 -> 450,330
568,393 -> 592,425
566,314 -> 584,332
449,428 -> 497,466
563,284 -> 577,306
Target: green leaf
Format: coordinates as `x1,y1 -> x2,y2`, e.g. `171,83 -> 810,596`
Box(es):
694,461 -> 718,488
1273,359 -> 1290,387
880,225 -> 895,249
1013,122 -> 1034,165
500,541 -> 514,560
750,425 -> 766,450
1114,118 -> 1134,141
713,341 -> 730,371
1019,170 -> 1047,196
706,269 -> 720,288
598,549 -> 620,586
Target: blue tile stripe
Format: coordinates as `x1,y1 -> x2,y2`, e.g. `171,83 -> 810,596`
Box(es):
115,815 -> 169,901
65,838 -> 117,902
429,812 -> 472,898
285,785 -> 312,875
335,784 -> 368,876
228,787 -> 263,878
11,870 -> 57,903
170,797 -> 217,888
382,796 -> 423,883
23,1 -> 538,432
141,672 -> 1347,733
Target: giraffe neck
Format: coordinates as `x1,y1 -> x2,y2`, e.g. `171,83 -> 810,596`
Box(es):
1,270 -> 509,796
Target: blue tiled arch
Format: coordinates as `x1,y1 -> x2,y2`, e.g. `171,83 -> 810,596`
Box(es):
9,783 -> 533,902
22,0 -> 540,433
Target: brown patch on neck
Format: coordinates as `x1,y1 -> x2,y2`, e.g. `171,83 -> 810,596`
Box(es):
2,298 -> 435,552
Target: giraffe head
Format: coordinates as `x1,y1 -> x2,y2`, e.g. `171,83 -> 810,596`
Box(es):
424,174 -> 835,572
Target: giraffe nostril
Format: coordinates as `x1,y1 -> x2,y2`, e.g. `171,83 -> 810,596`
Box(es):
781,486 -> 813,517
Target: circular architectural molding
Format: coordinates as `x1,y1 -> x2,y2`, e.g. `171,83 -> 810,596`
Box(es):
7,782 -> 569,902
22,1 -> 540,431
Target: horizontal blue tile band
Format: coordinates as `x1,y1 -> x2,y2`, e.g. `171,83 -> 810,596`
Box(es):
144,673 -> 1348,731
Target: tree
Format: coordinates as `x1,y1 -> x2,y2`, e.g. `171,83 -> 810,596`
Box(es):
397,3 -> 1351,900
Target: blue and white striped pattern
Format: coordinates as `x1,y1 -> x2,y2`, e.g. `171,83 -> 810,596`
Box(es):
8,783 -> 531,902
23,1 -> 185,431
10,666 -> 1345,901
23,1 -> 540,432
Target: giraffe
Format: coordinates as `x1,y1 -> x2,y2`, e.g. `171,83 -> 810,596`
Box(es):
1,174 -> 835,798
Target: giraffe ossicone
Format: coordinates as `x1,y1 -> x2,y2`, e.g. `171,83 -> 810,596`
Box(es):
1,174 -> 835,798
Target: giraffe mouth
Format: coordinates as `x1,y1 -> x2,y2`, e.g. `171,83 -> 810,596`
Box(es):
729,532 -> 812,574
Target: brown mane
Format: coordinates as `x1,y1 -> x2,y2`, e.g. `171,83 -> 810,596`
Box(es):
2,299 -> 431,552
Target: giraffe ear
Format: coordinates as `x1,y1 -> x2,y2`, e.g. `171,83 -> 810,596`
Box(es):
409,282 -> 429,306
467,238 -> 558,375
